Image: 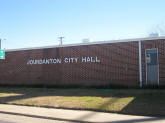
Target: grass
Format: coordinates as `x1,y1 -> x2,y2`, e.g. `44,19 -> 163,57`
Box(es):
0,87 -> 164,117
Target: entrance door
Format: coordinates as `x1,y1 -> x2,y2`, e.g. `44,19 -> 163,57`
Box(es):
146,49 -> 159,85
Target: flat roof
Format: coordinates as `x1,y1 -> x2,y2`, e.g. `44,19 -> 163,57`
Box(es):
6,36 -> 165,52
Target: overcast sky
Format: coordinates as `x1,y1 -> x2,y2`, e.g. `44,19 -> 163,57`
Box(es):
0,0 -> 165,49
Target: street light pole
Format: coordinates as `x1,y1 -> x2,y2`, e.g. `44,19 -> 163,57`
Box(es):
0,39 -> 1,49
0,39 -> 6,50
58,37 -> 65,45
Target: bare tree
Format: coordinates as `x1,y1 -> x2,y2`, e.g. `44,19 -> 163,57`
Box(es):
149,23 -> 165,37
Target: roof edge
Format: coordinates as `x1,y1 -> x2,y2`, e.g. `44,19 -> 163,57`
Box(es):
5,36 -> 165,52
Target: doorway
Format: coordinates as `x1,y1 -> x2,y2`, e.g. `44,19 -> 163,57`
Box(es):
146,49 -> 159,85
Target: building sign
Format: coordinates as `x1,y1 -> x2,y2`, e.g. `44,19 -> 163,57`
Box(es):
27,56 -> 100,65
0,50 -> 5,59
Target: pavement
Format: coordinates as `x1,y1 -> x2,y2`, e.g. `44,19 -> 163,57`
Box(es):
0,104 -> 164,123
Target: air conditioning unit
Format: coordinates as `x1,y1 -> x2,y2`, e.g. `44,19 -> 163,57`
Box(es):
82,38 -> 92,43
149,33 -> 160,37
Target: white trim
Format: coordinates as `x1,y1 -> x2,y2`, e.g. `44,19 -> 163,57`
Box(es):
145,49 -> 148,85
138,41 -> 142,88
158,49 -> 160,85
5,36 -> 165,52
145,48 -> 159,85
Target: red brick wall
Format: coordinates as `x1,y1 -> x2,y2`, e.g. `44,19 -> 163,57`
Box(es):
0,41 -> 140,86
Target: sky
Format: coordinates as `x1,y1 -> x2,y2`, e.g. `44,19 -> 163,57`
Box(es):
0,0 -> 165,49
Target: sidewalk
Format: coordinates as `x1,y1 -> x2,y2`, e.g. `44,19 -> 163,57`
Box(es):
0,104 -> 164,123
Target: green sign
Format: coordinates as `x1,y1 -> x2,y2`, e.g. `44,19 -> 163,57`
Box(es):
0,50 -> 5,59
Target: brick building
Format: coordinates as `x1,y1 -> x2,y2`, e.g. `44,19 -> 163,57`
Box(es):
0,37 -> 165,87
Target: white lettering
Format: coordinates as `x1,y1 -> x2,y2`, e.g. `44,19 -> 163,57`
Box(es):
64,58 -> 68,63
75,58 -> 78,63
45,59 -> 50,64
87,57 -> 91,62
81,56 -> 101,63
27,56 -> 100,65
64,57 -> 78,63
53,58 -> 61,63
96,56 -> 100,62
82,57 -> 87,62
